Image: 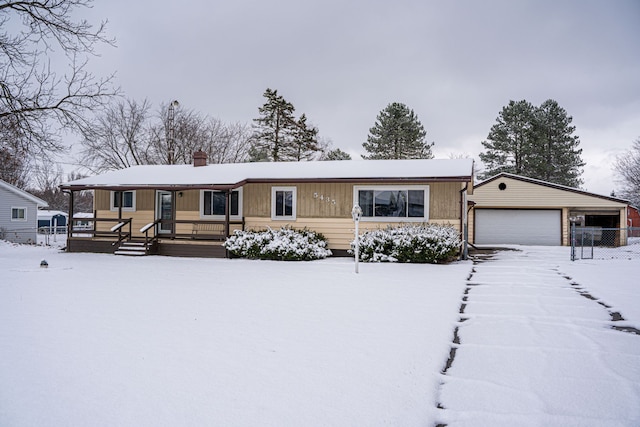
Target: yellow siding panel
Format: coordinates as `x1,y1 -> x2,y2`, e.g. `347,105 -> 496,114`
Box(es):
471,177 -> 627,208
244,217 -> 461,250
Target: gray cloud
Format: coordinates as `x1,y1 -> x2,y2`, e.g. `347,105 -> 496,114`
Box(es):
84,0 -> 640,195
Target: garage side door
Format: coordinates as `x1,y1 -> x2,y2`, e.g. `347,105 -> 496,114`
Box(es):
475,209 -> 561,245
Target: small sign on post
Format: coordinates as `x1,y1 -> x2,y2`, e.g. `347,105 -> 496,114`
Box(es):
351,204 -> 363,273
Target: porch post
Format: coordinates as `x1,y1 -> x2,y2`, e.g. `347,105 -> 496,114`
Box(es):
224,190 -> 230,238
118,191 -> 123,220
67,190 -> 74,249
171,190 -> 177,235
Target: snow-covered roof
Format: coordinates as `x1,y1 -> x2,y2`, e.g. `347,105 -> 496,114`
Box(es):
0,179 -> 48,207
37,210 -> 69,219
61,159 -> 474,189
73,212 -> 94,218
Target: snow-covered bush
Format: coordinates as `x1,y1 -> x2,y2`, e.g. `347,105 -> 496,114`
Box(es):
352,224 -> 460,263
224,227 -> 332,261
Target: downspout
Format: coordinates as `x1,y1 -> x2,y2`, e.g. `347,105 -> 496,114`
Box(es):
459,183 -> 468,260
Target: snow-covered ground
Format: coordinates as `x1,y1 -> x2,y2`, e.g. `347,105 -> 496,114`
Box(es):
0,241 -> 638,426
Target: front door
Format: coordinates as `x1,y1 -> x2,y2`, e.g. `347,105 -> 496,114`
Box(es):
156,191 -> 173,234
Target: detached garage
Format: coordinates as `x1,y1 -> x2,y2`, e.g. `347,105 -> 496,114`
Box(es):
469,173 -> 628,246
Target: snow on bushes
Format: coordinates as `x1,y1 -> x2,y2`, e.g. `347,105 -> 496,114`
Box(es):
224,227 -> 332,261
353,224 -> 461,263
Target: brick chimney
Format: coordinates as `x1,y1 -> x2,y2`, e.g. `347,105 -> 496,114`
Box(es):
193,150 -> 207,167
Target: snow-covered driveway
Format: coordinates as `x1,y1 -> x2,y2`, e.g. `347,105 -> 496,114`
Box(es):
438,247 -> 640,427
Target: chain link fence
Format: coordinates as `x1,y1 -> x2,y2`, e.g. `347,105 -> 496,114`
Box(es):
571,226 -> 640,260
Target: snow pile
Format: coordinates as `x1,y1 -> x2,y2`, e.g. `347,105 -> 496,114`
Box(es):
224,227 -> 332,260
354,224 -> 460,263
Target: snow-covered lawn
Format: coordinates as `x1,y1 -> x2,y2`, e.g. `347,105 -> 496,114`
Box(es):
0,242 -> 638,426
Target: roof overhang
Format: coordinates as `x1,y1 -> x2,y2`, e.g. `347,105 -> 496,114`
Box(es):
60,175 -> 473,192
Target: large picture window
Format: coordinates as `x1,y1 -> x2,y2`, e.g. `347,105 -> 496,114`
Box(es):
110,191 -> 136,211
354,186 -> 429,221
271,186 -> 296,220
201,189 -> 242,219
11,207 -> 27,221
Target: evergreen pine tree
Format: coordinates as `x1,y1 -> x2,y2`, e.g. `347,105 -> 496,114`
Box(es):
251,89 -> 323,162
321,148 -> 352,160
479,99 -> 585,187
479,100 -> 537,178
532,99 -> 584,187
362,103 -> 433,159
286,114 -> 320,161
252,89 -> 296,162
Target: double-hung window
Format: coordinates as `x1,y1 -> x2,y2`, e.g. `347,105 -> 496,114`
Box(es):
110,190 -> 136,211
201,189 -> 242,219
354,186 -> 429,221
271,187 -> 296,220
11,207 -> 27,221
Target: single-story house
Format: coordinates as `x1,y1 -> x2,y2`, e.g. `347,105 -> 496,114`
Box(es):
59,154 -> 474,257
37,210 -> 69,231
0,178 -> 49,244
469,173 -> 629,246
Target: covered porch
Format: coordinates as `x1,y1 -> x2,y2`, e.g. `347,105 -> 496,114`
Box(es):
63,186 -> 244,258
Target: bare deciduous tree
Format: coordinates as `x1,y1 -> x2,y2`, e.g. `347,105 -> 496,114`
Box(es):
79,98 -> 151,173
79,98 -> 253,171
614,138 -> 640,207
0,0 -> 118,155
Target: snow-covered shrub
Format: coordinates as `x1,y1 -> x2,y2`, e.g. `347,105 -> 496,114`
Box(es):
352,224 -> 460,263
224,227 -> 332,261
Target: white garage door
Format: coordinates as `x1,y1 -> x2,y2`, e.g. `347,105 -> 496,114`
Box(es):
475,209 -> 561,245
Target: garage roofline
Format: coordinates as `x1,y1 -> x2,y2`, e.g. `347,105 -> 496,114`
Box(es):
475,173 -> 629,205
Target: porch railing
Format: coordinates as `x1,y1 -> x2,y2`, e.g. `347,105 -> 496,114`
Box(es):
157,219 -> 245,241
68,217 -> 132,243
68,218 -> 244,244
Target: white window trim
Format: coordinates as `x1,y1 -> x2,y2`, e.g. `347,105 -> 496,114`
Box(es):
110,190 -> 136,212
200,188 -> 243,220
11,206 -> 27,221
271,186 -> 297,221
353,185 -> 430,222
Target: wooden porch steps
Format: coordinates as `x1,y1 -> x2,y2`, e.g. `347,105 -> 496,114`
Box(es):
114,241 -> 149,256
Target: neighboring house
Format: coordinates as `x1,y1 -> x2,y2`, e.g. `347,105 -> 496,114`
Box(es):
469,173 -> 629,246
37,210 -> 68,231
59,154 -> 474,257
628,206 -> 640,237
0,179 -> 48,244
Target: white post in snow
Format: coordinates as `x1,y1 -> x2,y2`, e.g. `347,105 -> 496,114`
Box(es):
351,204 -> 363,274
53,217 -> 58,242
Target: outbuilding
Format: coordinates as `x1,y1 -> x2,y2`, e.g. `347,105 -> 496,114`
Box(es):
37,210 -> 68,231
469,173 -> 628,246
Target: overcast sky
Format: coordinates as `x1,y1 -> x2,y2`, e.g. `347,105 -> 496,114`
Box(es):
82,0 -> 639,196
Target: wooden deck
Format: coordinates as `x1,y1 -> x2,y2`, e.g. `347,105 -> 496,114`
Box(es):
67,236 -> 228,258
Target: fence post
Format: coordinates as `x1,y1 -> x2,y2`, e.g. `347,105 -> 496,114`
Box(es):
570,223 -> 576,261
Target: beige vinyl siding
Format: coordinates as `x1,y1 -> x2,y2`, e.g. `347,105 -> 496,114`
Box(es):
245,217 -> 461,250
471,177 -> 627,209
244,181 -> 461,220
94,181 -> 465,246
176,190 -> 199,212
